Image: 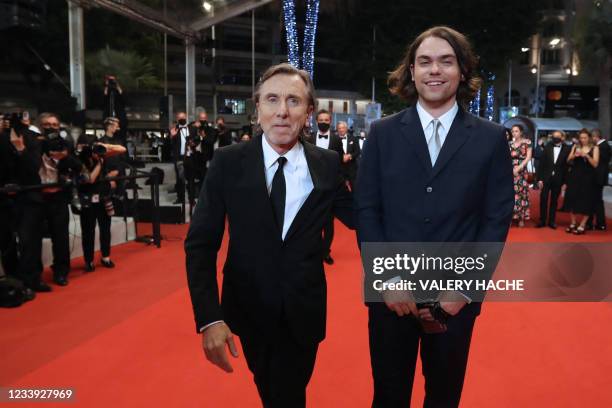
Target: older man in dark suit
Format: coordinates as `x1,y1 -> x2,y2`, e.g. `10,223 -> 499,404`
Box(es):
356,26 -> 514,407
536,129 -> 571,229
185,63 -> 353,408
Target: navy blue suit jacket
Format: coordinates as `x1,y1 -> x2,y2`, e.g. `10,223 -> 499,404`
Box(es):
355,106 -> 514,312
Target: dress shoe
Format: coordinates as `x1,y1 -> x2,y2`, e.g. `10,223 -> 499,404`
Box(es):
535,223 -> 546,228
53,275 -> 69,286
101,259 -> 115,268
324,255 -> 334,265
84,262 -> 96,272
31,281 -> 52,292
23,287 -> 36,302
548,223 -> 557,230
596,225 -> 607,231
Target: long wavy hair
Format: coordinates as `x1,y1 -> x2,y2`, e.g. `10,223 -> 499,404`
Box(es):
387,26 -> 482,109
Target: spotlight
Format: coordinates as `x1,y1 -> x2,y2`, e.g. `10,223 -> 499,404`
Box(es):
202,1 -> 212,12
521,47 -> 529,52
531,65 -> 538,74
549,38 -> 561,46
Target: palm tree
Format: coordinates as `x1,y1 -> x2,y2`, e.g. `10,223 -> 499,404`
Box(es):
85,48 -> 160,90
574,0 -> 611,137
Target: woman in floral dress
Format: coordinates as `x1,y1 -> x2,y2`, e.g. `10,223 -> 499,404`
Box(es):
509,124 -> 533,227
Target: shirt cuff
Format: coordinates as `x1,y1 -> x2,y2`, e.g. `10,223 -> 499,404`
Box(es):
377,275 -> 402,293
199,320 -> 224,333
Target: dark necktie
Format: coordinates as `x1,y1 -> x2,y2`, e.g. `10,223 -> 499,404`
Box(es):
318,134 -> 328,139
270,156 -> 288,236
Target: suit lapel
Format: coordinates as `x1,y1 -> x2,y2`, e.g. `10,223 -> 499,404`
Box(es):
400,106 -> 432,173
284,140 -> 323,242
242,135 -> 279,237
430,109 -> 472,179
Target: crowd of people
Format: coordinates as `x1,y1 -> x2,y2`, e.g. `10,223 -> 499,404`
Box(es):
0,111 -> 128,306
509,124 -> 610,234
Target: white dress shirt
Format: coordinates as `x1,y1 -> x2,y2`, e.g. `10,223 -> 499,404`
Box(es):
416,101 -> 459,164
553,144 -> 562,164
340,136 -> 348,154
178,125 -> 189,156
262,135 -> 314,240
200,136 -> 314,333
315,131 -> 331,149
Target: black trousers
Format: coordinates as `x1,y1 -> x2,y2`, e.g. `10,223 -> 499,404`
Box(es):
0,201 -> 18,277
322,216 -> 334,258
80,202 -> 111,263
240,322 -> 318,408
17,194 -> 70,286
184,156 -> 205,203
539,179 -> 563,225
368,303 -> 476,408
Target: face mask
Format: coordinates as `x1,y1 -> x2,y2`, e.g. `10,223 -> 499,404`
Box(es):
317,122 -> 330,133
552,137 -> 562,145
178,119 -> 187,126
217,123 -> 224,130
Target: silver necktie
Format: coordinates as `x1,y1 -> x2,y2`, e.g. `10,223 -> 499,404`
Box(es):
428,119 -> 442,165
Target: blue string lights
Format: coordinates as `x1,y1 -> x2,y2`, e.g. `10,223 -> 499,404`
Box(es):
282,0 -> 320,78
485,73 -> 495,121
282,0 -> 299,68
302,0 -> 320,78
469,87 -> 481,117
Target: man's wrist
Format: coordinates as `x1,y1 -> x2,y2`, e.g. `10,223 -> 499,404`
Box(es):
199,320 -> 224,333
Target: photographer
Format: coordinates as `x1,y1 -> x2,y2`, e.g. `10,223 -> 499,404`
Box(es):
39,112 -> 75,152
103,75 -> 128,145
76,135 -> 127,271
99,117 -> 126,200
185,111 -> 216,204
0,114 -> 22,293
5,115 -> 54,292
37,119 -> 82,287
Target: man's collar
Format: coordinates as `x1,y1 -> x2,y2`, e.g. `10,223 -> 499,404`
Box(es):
262,135 -> 301,172
416,100 -> 458,131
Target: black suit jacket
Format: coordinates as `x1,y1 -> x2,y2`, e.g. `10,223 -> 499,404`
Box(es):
596,140 -> 611,186
338,134 -> 360,181
185,135 -> 353,346
356,106 -> 514,311
536,143 -> 571,185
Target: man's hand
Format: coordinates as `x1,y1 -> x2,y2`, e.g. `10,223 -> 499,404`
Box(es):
538,180 -> 543,189
201,322 -> 239,373
343,154 -> 352,163
382,289 -> 418,317
170,126 -> 179,138
10,128 -> 25,152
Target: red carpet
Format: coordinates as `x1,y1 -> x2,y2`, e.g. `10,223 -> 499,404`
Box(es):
1,197 -> 611,407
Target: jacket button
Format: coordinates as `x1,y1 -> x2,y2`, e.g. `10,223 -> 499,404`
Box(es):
426,186 -> 433,193
424,218 -> 431,224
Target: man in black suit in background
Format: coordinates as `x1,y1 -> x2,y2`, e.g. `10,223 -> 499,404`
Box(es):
303,109 -> 344,265
536,129 -> 571,229
589,128 -> 610,230
185,63 -> 353,408
356,26 -> 513,407
337,121 -> 360,191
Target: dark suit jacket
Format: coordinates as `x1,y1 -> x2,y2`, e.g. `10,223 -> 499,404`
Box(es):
355,106 -> 514,312
338,135 -> 360,181
536,143 -> 571,185
596,140 -> 611,186
185,135 -> 353,346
